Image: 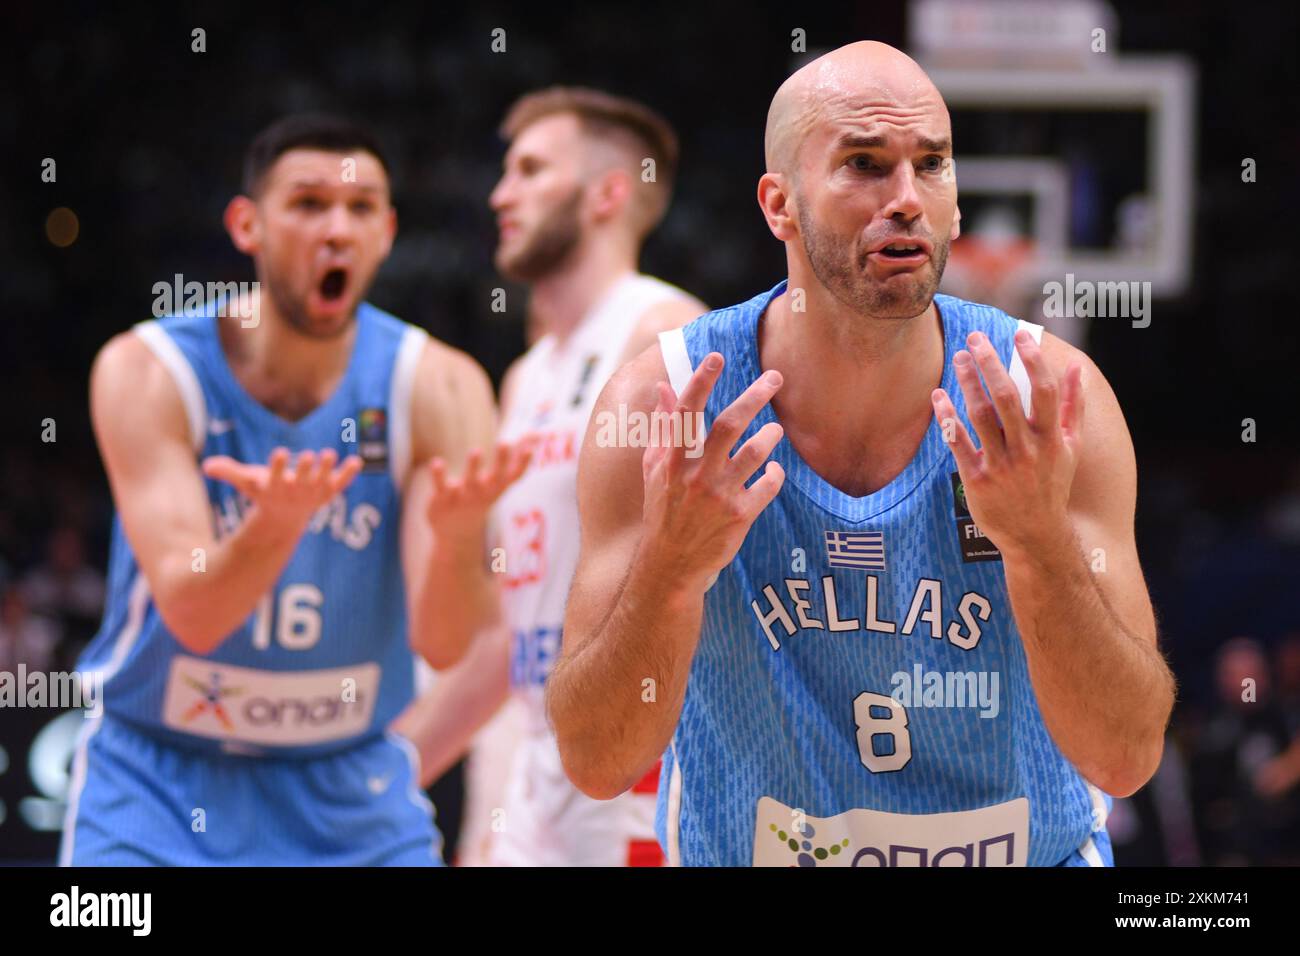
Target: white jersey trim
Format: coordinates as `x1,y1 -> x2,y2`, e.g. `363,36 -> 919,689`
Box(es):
656,326 -> 719,592
384,729 -> 443,863
1078,836 -> 1105,867
59,572 -> 151,866
132,321 -> 208,453
657,327 -> 694,398
389,325 -> 430,493
1007,319 -> 1044,417
665,742 -> 684,866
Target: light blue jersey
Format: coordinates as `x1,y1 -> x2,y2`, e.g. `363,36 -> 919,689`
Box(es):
654,281 -> 1112,867
63,303 -> 441,865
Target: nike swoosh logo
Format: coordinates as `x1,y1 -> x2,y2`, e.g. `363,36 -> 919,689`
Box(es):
208,418 -> 235,435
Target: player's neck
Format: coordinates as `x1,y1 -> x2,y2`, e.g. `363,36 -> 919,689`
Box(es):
759,280 -> 945,488
527,234 -> 637,347
764,280 -> 943,375
218,292 -> 357,421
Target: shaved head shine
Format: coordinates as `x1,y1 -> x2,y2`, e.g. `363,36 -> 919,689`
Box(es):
764,41 -> 947,179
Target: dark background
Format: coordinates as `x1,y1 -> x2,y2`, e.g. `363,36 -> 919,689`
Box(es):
2,0 -> 1299,865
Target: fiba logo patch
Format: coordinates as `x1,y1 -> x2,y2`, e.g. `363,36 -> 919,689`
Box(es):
358,407 -> 388,472
950,472 -> 1001,563
570,353 -> 600,407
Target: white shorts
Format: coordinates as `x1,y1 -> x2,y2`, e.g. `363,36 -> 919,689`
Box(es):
489,730 -> 662,867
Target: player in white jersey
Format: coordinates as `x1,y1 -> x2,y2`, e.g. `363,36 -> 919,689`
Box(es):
393,88 -> 706,865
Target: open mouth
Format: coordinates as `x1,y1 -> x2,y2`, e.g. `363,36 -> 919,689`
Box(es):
319,268 -> 348,302
877,242 -> 926,259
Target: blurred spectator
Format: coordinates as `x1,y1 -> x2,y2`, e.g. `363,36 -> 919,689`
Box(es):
1249,634 -> 1300,860
0,582 -> 61,675
1275,633 -> 1300,733
1187,637 -> 1296,864
19,523 -> 106,657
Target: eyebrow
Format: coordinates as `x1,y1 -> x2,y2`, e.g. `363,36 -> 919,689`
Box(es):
286,179 -> 383,193
504,150 -> 544,168
835,133 -> 952,154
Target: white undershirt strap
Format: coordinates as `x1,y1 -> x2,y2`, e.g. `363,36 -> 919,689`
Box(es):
657,327 -> 694,397
389,325 -> 430,492
132,321 -> 208,453
1006,319 -> 1044,418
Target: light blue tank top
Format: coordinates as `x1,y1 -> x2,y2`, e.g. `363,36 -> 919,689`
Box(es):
80,303 -> 428,758
654,281 -> 1111,866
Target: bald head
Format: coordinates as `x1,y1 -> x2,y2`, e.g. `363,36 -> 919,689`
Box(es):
756,41 -> 959,321
764,41 -> 947,178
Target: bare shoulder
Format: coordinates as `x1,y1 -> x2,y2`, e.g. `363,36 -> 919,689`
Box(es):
599,338 -> 674,419
412,335 -> 493,404
573,342 -> 669,550
1037,331 -> 1128,435
577,343 -> 669,501
619,294 -> 708,364
91,330 -> 187,437
409,334 -> 496,464
1037,331 -> 1136,512
1037,331 -> 1114,400
635,294 -> 708,337
93,329 -> 163,391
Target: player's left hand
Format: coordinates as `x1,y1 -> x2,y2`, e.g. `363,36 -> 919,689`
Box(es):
425,436 -> 537,540
930,329 -> 1084,557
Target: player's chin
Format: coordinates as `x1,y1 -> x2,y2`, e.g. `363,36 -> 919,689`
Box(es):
301,291 -> 357,337
494,245 -> 529,283
862,274 -> 937,317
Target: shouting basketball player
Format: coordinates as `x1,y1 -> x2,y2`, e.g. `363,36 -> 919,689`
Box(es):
62,114 -> 528,865
393,88 -> 706,866
548,42 -> 1175,866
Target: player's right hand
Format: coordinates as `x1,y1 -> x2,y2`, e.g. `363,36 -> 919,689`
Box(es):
639,352 -> 786,593
201,448 -> 363,539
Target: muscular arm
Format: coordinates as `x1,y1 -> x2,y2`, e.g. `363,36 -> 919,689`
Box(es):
548,346 -> 783,799
91,333 -> 323,654
390,624 -> 512,787
615,296 -> 708,366
546,350 -> 702,799
1001,338 -> 1173,797
401,341 -> 503,669
391,356 -> 528,779
935,329 -> 1175,798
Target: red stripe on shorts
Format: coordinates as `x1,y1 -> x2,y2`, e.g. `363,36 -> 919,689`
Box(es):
631,759 -> 662,794
626,839 -> 664,867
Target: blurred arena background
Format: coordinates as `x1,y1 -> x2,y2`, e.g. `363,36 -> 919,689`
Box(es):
2,0 -> 1299,865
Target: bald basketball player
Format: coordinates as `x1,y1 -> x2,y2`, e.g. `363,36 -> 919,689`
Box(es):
392,88 -> 706,865
64,114 -> 527,865
549,42 -> 1176,866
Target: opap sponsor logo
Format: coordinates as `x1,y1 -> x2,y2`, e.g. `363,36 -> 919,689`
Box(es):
753,795 -> 1029,867
162,657 -> 379,746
